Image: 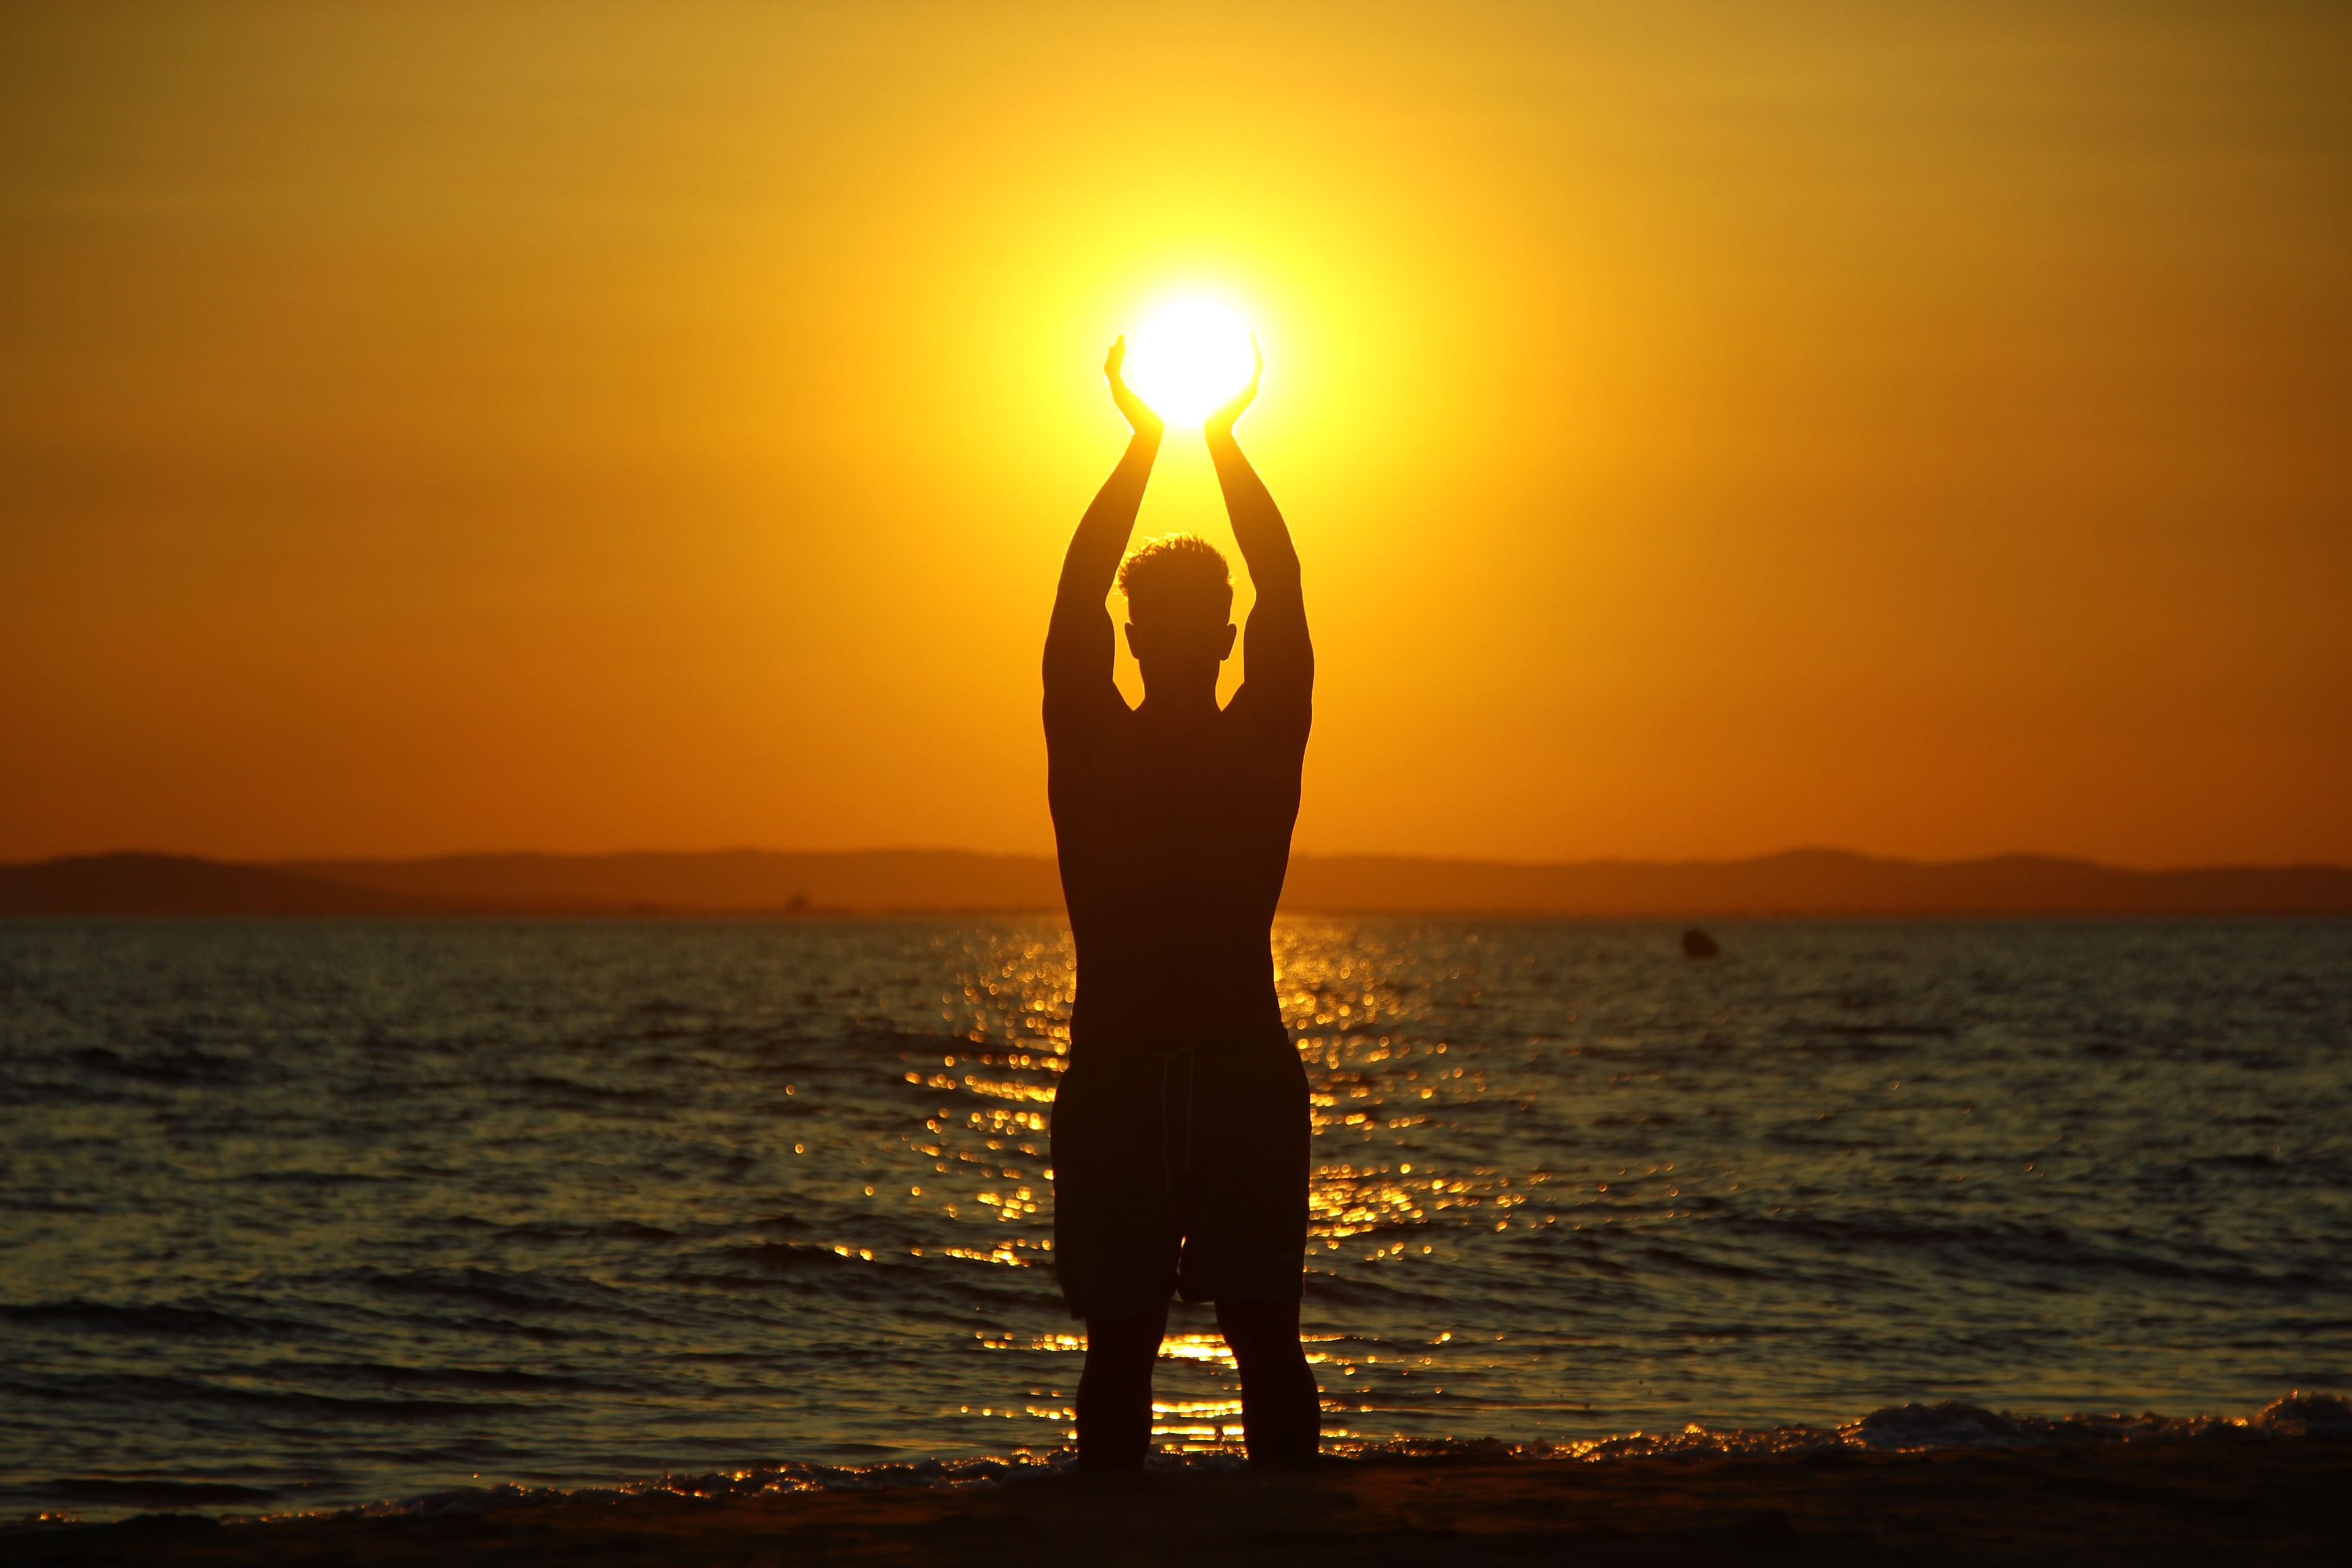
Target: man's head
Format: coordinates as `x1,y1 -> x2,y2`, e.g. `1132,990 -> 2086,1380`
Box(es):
1118,534 -> 1237,700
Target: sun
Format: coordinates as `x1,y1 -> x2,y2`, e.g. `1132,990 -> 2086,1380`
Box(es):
1121,297 -> 1256,425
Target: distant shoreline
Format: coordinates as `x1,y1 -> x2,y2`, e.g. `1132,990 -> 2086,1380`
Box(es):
4,847 -> 2350,918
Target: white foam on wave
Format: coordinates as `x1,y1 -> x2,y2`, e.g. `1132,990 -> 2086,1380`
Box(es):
236,1389 -> 2345,1526
1487,1388 -> 2352,1460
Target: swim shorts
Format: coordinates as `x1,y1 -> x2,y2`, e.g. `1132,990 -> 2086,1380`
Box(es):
1049,1034 -> 1311,1319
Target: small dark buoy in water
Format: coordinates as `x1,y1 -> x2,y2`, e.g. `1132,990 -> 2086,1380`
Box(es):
1682,928 -> 1720,960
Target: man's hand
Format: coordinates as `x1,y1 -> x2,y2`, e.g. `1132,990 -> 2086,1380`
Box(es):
1105,337 -> 1163,438
1204,333 -> 1262,440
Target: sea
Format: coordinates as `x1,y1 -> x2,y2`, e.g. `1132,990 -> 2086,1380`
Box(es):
2,917 -> 2347,1520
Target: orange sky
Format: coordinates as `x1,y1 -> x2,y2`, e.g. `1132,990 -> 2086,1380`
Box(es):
3,1 -> 2347,868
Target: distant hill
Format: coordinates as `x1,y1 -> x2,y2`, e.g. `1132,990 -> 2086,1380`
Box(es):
5,847 -> 2348,917
0,853 -> 438,916
284,849 -> 1064,915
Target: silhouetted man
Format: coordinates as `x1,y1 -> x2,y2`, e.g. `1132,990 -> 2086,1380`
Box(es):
1043,337 -> 1319,1471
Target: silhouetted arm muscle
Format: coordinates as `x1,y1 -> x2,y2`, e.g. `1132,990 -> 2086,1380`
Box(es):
1211,427 -> 1312,715
1046,340 -> 1162,732
1045,430 -> 1158,716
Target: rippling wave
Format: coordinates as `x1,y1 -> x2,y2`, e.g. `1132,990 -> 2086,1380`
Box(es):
2,917 -> 2345,1520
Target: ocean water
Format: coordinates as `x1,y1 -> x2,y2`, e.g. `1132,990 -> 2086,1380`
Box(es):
1,917 -> 2347,1520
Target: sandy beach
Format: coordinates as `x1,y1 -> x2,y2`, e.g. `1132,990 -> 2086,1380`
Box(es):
11,1435 -> 2348,1567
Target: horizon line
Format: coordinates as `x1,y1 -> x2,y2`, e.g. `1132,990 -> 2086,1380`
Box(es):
9,845 -> 2349,876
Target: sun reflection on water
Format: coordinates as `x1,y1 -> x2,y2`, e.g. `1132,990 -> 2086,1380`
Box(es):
883,919 -> 1901,1463
861,919 -> 1732,1452
887,924 -> 1611,1274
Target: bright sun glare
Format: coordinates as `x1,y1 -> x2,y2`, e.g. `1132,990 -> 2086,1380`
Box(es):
1122,298 -> 1256,425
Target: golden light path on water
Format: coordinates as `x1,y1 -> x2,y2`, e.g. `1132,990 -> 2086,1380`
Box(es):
877,922 -> 1713,1452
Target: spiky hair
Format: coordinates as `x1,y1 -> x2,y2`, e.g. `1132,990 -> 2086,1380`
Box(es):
1117,534 -> 1233,625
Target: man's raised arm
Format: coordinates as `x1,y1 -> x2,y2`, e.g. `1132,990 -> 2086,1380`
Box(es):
1045,340 -> 1162,722
1207,342 -> 1312,712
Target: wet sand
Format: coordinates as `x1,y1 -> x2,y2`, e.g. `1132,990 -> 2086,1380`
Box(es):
10,1437 -> 2347,1567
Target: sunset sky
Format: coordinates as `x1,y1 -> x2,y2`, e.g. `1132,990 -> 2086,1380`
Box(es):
3,2 -> 2347,868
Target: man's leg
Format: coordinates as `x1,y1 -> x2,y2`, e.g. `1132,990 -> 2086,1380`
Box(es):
1077,1305 -> 1169,1472
1215,1297 -> 1320,1465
